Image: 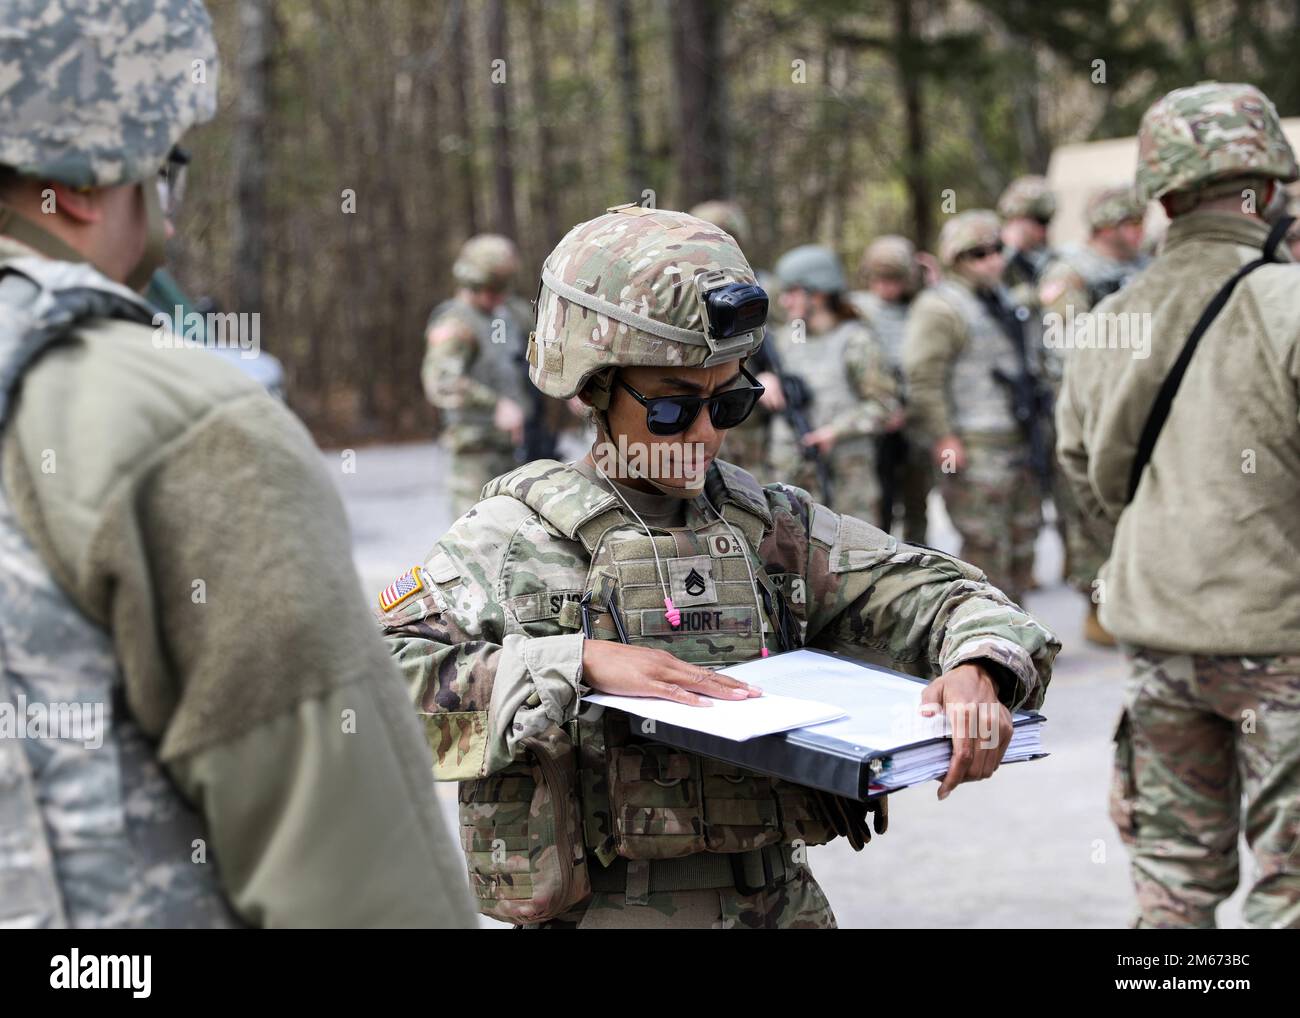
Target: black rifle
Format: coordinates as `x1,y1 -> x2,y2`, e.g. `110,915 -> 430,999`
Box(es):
983,292 -> 1053,494
756,331 -> 834,505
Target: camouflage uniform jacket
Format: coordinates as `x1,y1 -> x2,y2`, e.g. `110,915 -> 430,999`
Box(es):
0,237 -> 475,928
421,296 -> 528,451
379,458 -> 1059,918
1039,246 -> 1147,388
1057,211 -> 1300,653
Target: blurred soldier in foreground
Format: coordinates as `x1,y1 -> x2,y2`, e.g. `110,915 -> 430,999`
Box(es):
0,0 -> 473,928
1039,185 -> 1148,644
905,211 -> 1045,603
689,200 -> 774,481
378,204 -> 1059,928
769,245 -> 902,522
851,236 -> 933,542
1058,82 -> 1300,928
422,234 -> 531,516
998,175 -> 1058,309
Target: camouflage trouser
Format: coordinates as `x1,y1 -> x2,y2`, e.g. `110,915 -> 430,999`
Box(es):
1111,648 -> 1300,929
939,436 -> 1041,602
780,435 -> 880,525
878,429 -> 933,544
721,412 -> 772,485
446,444 -> 516,519
521,853 -> 837,929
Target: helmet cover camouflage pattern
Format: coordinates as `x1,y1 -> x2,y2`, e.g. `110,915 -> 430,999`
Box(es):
774,244 -> 846,294
937,209 -> 1001,266
452,234 -> 520,289
997,175 -> 1057,221
530,206 -> 764,400
688,200 -> 750,247
1086,185 -> 1147,231
1135,82 -> 1299,202
859,234 -> 917,281
0,0 -> 219,187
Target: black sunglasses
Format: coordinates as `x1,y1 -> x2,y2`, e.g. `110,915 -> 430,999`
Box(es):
617,366 -> 765,436
961,243 -> 1004,261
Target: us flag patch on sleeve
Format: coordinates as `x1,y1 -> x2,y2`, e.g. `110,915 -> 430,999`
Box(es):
379,566 -> 425,612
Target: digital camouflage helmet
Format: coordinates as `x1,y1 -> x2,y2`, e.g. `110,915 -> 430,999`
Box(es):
1135,82 -> 1299,203
1085,185 -> 1147,231
937,209 -> 1002,266
997,175 -> 1057,221
859,234 -> 919,285
452,234 -> 520,290
529,205 -> 768,402
688,200 -> 751,248
0,0 -> 219,188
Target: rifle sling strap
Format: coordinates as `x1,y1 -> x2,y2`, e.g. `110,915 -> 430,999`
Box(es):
1124,214 -> 1293,506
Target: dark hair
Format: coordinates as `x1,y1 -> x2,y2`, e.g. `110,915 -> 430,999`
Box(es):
826,291 -> 860,321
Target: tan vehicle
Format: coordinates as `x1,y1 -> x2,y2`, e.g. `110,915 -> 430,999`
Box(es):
1046,118 -> 1300,248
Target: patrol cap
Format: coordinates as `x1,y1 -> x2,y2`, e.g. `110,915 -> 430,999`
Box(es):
0,0 -> 219,188
1136,82 -> 1299,203
774,244 -> 847,294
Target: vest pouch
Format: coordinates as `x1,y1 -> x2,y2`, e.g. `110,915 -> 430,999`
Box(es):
699,758 -> 784,852
457,724 -> 590,924
774,781 -> 839,848
606,742 -> 708,859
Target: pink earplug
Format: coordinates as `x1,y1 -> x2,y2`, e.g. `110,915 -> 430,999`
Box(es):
663,597 -> 681,628
761,647 -> 770,657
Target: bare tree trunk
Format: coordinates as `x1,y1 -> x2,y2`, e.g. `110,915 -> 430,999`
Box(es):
611,0 -> 647,198
670,0 -> 727,207
486,0 -> 518,238
450,0 -> 480,234
893,0 -> 931,246
233,0 -> 273,313
526,0 -> 561,248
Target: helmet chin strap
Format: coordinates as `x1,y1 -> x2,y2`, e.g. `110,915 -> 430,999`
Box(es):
126,177 -> 167,293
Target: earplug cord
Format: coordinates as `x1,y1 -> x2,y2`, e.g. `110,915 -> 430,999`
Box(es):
592,460 -> 681,628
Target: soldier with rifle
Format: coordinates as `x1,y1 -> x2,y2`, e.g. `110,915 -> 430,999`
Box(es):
904,211 -> 1044,604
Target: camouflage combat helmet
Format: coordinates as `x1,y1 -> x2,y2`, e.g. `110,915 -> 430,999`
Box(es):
997,175 -> 1057,221
1085,185 -> 1146,231
453,234 -> 520,289
937,209 -> 1001,266
1136,82 -> 1299,202
860,234 -> 917,282
689,200 -> 751,247
530,205 -> 767,400
774,245 -> 847,294
0,0 -> 219,187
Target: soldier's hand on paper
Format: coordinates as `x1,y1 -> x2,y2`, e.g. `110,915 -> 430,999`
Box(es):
582,641 -> 762,707
920,663 -> 1013,800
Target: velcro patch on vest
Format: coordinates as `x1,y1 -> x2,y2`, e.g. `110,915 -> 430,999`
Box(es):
640,606 -> 754,636
667,555 -> 718,607
378,566 -> 425,612
705,533 -> 746,558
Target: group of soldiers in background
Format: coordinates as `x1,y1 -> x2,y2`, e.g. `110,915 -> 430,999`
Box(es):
422,177 -> 1149,641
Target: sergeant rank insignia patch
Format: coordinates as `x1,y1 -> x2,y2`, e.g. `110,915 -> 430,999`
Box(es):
379,566 -> 425,612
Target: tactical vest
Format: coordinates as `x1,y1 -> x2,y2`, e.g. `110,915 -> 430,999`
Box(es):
458,463 -> 844,923
1054,245 -> 1142,309
930,280 -> 1020,435
0,257 -> 239,928
855,291 -> 910,375
429,296 -> 529,429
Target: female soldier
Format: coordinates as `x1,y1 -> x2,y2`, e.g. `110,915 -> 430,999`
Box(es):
378,206 -> 1058,929
769,245 -> 904,523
